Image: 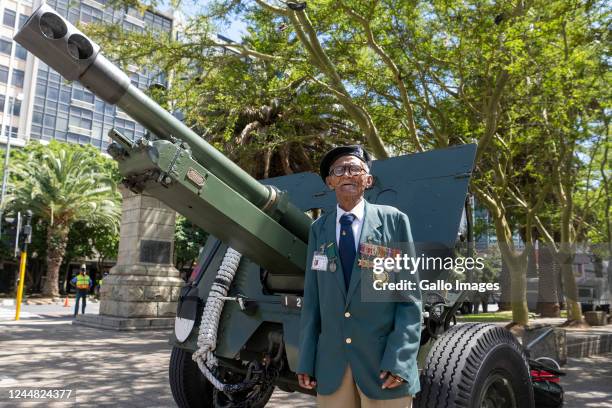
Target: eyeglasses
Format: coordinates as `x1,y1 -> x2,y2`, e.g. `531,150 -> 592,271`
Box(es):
329,164 -> 367,177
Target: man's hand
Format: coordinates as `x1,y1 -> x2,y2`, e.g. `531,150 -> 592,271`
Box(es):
380,371 -> 405,389
297,373 -> 317,389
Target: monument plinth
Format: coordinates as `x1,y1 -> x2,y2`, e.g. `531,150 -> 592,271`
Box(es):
75,187 -> 184,330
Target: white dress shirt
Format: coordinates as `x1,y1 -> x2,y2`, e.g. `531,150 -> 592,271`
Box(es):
335,199 -> 365,252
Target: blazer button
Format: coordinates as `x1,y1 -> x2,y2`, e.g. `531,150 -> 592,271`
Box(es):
345,338 -> 352,344
344,312 -> 351,318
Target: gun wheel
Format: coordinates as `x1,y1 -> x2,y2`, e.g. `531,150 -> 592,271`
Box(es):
479,373 -> 517,408
415,323 -> 534,408
169,346 -> 213,408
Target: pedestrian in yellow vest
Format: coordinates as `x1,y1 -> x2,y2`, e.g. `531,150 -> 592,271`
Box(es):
70,264 -> 92,317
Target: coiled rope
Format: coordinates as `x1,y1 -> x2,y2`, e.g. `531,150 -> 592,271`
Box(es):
192,247 -> 245,392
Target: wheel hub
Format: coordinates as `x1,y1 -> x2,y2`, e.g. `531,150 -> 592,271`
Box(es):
479,372 -> 517,408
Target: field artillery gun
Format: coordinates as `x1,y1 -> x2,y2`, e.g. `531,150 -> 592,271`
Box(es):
16,5 -> 546,407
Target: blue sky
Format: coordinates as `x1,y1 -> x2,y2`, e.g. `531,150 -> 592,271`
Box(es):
163,0 -> 248,41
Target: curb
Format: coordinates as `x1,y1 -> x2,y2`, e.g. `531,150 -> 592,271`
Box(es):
73,314 -> 175,331
567,330 -> 612,358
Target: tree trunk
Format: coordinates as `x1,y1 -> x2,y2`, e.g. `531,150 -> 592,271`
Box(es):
498,257 -> 512,311
41,224 -> 69,298
527,244 -> 538,278
537,243 -> 560,317
507,253 -> 529,326
558,245 -> 582,322
62,261 -> 72,295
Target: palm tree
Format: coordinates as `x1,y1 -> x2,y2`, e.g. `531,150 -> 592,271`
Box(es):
8,142 -> 121,297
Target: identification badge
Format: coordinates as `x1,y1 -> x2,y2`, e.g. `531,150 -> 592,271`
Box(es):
311,252 -> 328,271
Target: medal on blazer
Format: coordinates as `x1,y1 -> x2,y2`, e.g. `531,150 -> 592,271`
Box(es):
324,242 -> 337,272
358,258 -> 374,268
360,242 -> 402,258
373,270 -> 389,283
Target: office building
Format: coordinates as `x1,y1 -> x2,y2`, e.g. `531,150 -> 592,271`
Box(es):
0,0 -> 174,150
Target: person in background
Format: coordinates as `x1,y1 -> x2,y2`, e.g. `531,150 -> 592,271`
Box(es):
96,271 -> 109,299
71,264 -> 92,317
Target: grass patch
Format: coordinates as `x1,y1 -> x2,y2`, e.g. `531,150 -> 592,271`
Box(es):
456,310 -> 514,322
456,309 -> 570,322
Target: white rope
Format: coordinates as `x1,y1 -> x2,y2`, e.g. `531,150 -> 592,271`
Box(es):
192,247 -> 242,391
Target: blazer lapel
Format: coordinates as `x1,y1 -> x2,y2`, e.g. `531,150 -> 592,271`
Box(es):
323,209 -> 347,300
346,201 -> 383,305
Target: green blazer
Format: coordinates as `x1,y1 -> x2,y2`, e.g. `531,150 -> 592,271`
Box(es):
297,201 -> 422,399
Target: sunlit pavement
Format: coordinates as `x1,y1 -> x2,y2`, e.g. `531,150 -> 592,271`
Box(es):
0,306 -> 609,407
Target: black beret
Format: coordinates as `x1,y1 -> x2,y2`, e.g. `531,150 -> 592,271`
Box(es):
319,145 -> 372,181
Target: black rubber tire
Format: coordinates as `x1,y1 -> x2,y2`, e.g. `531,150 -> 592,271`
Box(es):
415,323 -> 534,408
169,346 -> 214,408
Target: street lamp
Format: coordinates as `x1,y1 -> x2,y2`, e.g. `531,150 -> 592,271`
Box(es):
14,210 -> 33,321
0,92 -> 24,237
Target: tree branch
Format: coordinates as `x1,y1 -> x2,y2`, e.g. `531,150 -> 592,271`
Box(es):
341,3 -> 423,152
253,0 -> 288,16
209,41 -> 285,61
283,9 -> 388,157
476,70 -> 510,163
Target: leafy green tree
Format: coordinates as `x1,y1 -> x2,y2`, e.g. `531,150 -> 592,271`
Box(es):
174,215 -> 208,272
61,221 -> 119,292
6,141 -> 121,297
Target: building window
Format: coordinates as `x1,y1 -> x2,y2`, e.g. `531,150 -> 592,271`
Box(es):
3,126 -> 18,138
47,86 -> 59,101
0,65 -> 8,83
57,116 -> 68,130
15,43 -> 27,60
0,38 -> 11,55
69,107 -> 93,130
72,87 -> 95,104
32,111 -> 42,125
12,99 -> 20,116
43,115 -> 56,128
1,97 -> 22,116
18,14 -> 28,29
31,125 -> 42,138
81,5 -> 103,24
3,9 -> 16,28
129,72 -> 139,87
11,69 -> 24,88
122,21 -> 143,33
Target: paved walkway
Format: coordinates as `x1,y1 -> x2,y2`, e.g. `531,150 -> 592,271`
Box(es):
0,307 -> 610,407
0,310 -> 309,407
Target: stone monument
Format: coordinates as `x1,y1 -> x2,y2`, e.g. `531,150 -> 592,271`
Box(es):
76,187 -> 184,330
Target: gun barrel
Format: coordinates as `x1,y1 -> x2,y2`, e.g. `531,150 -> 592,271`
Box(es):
14,4 -> 310,243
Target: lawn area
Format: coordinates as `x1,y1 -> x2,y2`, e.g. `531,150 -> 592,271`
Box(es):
457,310 -> 514,322
456,309 -> 568,322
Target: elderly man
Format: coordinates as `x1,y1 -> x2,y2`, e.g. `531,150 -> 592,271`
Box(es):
297,145 -> 421,408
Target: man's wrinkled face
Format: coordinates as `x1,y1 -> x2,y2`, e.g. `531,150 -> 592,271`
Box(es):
325,155 -> 373,202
